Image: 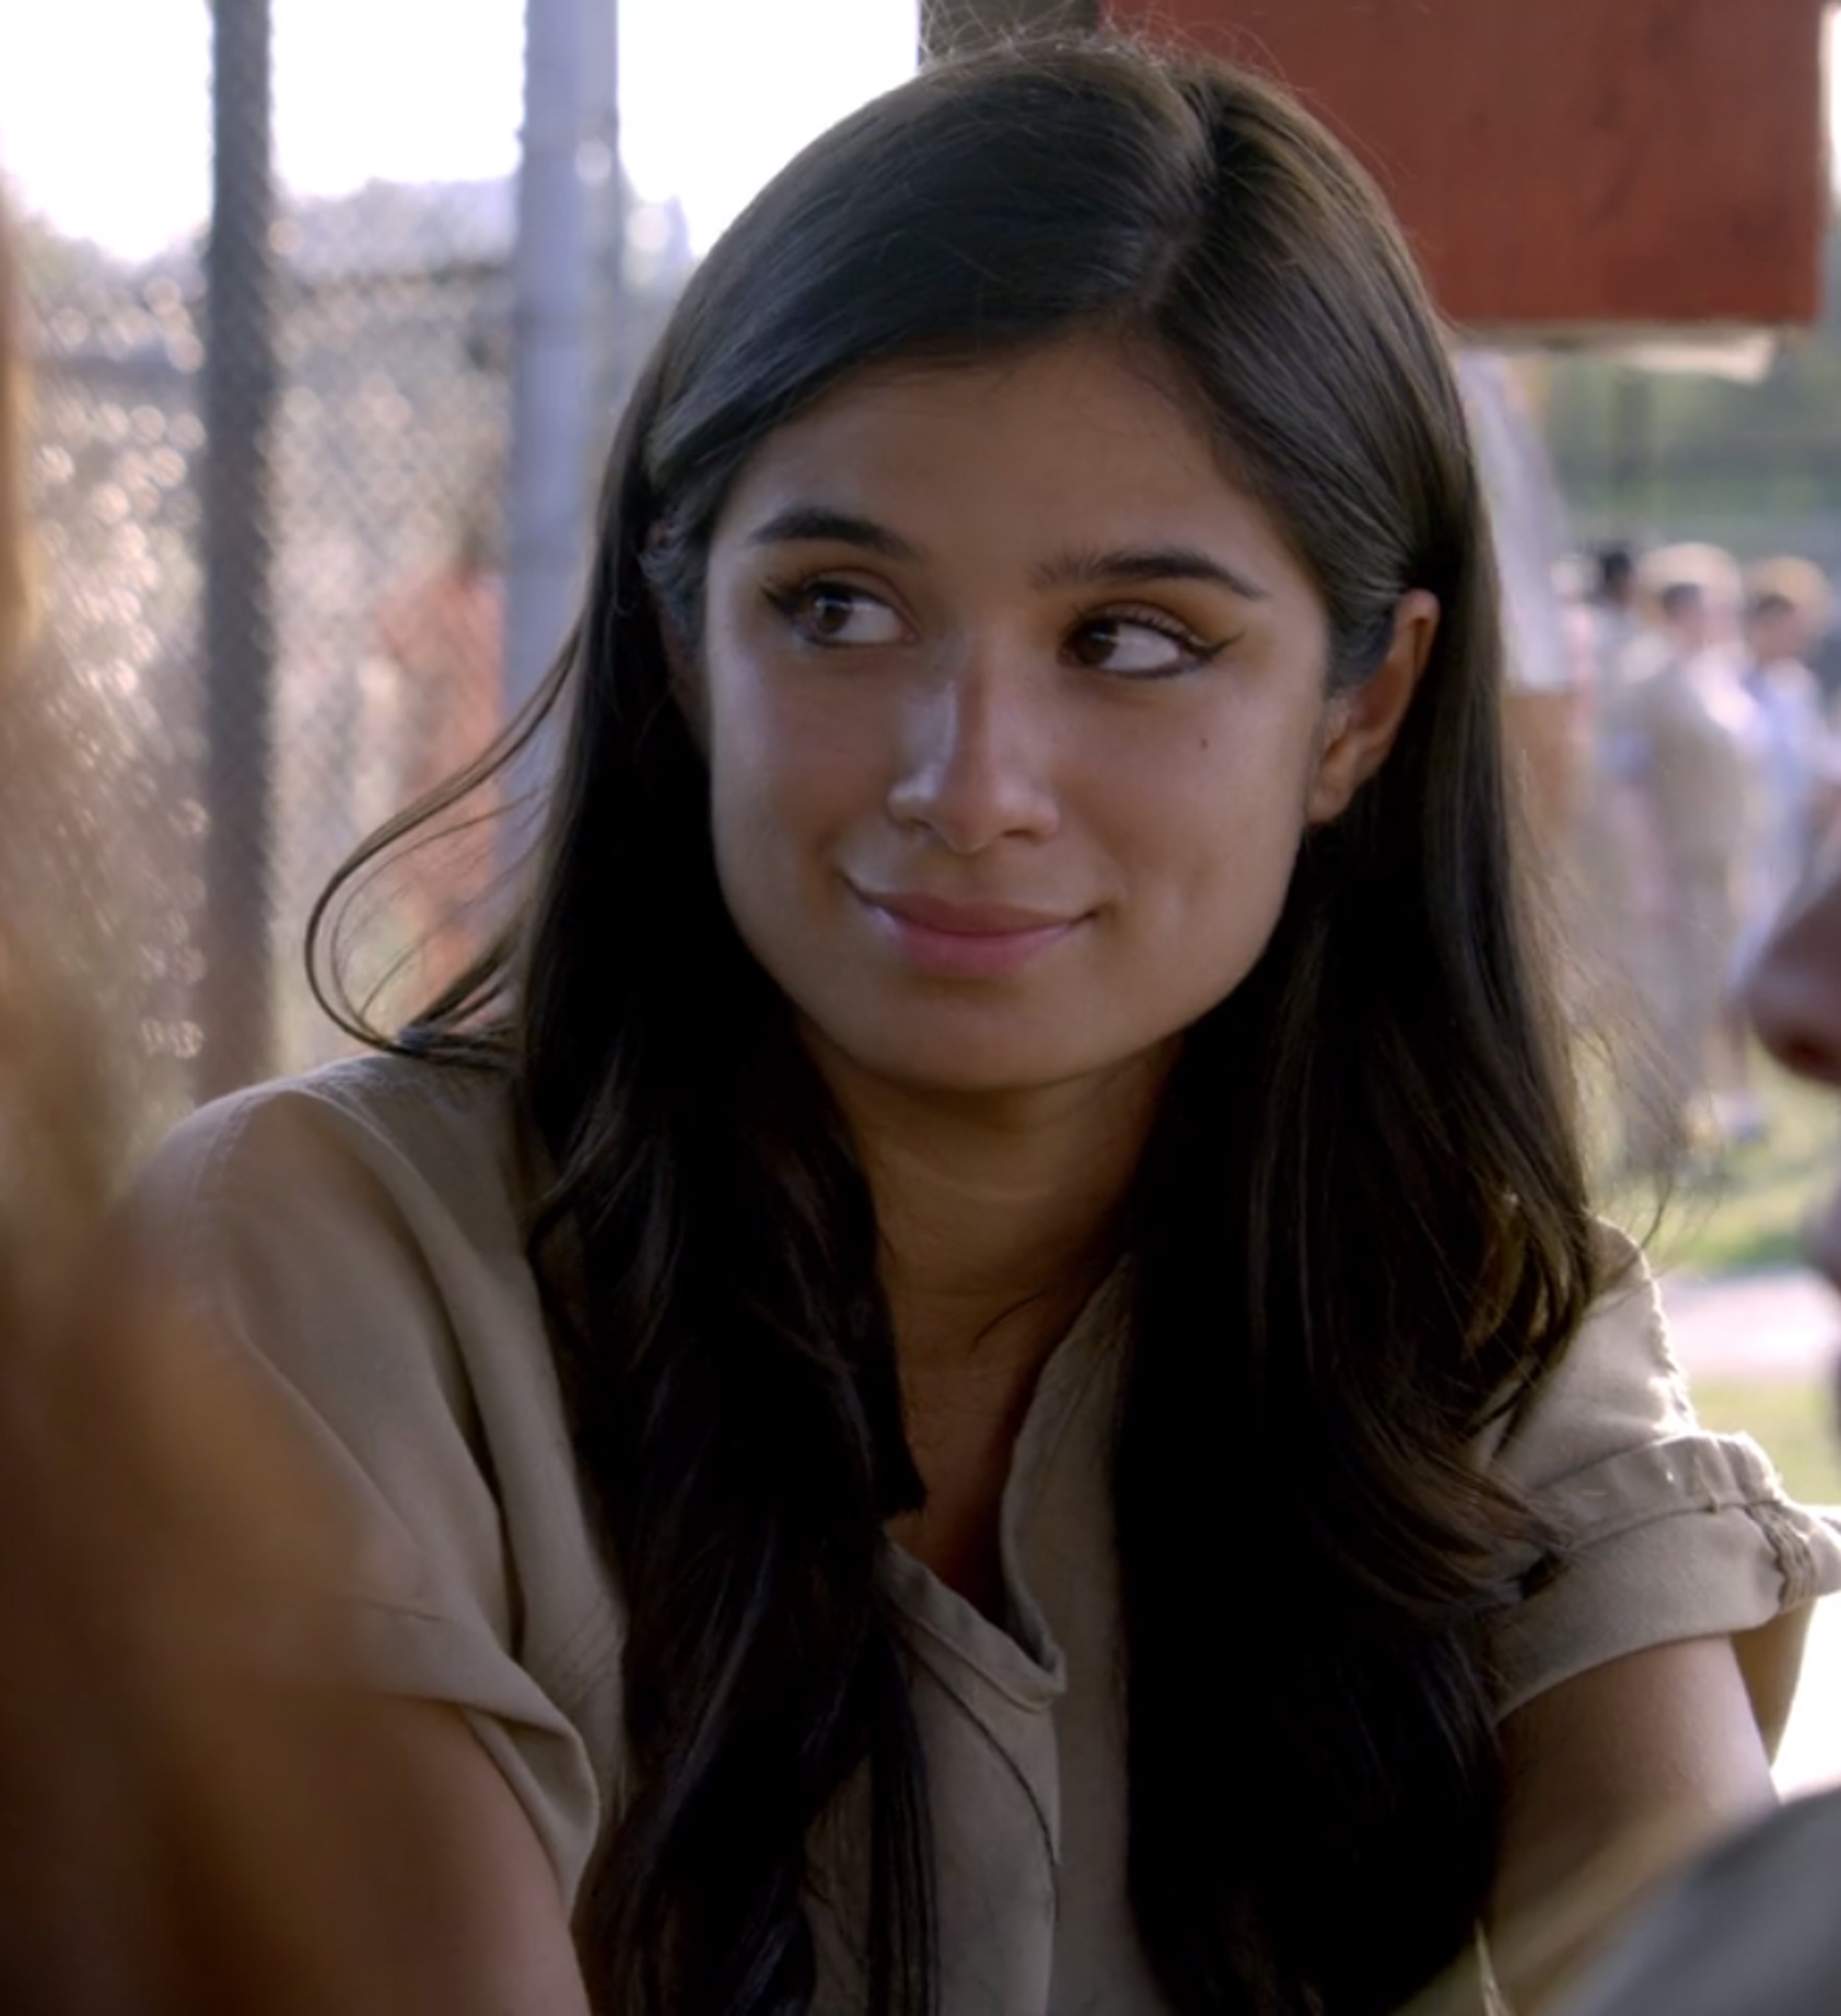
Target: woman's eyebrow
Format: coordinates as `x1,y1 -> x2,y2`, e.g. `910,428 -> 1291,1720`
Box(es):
1033,544 -> 1270,600
744,506 -> 922,562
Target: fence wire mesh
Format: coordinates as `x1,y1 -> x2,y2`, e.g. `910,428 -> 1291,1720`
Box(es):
16,0 -> 688,1126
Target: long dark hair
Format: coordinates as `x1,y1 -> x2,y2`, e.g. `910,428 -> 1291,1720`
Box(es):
315,35 -> 1598,2016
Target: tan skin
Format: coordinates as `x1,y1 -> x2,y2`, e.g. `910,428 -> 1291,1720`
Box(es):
158,340 -> 1778,2011
695,338 -> 1425,1610
838,1050 -> 1165,1613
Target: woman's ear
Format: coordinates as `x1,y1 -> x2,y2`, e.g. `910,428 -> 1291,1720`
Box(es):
1305,588 -> 1439,823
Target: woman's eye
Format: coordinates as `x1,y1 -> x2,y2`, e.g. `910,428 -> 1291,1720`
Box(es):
771,581 -> 907,647
1066,615 -> 1218,678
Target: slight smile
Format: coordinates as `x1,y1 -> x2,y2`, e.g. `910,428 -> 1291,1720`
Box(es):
850,886 -> 1088,979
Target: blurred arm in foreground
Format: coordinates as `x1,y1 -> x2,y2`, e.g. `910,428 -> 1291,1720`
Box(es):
0,186 -> 584,2016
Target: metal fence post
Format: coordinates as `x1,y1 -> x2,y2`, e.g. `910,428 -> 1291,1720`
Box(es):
199,0 -> 278,1098
586,0 -> 630,421
502,0 -> 609,832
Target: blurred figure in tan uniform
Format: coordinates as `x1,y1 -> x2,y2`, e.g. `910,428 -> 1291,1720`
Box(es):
1606,546 -> 1764,1170
1740,557 -> 1836,920
373,510 -> 502,814
370,507 -> 504,999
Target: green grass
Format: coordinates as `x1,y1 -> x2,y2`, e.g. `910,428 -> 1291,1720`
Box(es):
1576,1052 -> 1841,1505
1687,1375 -> 1841,1509
1594,1056 -> 1841,1279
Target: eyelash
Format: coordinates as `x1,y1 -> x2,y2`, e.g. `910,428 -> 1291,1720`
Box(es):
760,576 -> 1233,677
761,577 -> 890,640
1070,605 -> 1231,678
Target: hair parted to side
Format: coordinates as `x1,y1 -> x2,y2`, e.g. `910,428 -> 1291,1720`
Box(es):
314,34 -> 1599,2016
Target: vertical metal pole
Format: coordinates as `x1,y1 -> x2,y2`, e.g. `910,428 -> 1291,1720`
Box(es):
199,0 -> 277,1097
586,0 -> 629,420
502,0 -> 600,822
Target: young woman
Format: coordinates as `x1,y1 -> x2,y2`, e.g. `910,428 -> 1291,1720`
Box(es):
119,36 -> 1839,2016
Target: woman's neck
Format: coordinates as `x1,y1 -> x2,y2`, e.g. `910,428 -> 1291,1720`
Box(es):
802,1031 -> 1168,1604
810,1036 -> 1170,1375
805,1032 -> 1170,1609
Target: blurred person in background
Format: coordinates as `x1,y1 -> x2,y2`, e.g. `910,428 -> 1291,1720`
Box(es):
1570,542 -> 1666,1080
1740,558 -> 1838,898
1605,545 -> 1767,1166
369,497 -> 506,994
1806,569 -> 1841,714
1580,544 -> 1648,859
373,500 -> 503,815
1573,544 -> 1645,778
1588,546 -> 1642,666
1554,856 -> 1841,2016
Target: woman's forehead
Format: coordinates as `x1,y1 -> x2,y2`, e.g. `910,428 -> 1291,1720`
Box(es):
709,334 -> 1285,570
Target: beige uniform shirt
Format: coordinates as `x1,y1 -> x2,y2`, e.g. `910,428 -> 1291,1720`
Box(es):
126,1054 -> 1841,2014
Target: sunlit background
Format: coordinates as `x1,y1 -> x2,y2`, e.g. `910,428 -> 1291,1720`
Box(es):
2,1 -> 1840,1136
1,0 -> 920,257
8,0 -> 1841,1809
4,0 -> 1841,1191
0,0 -> 921,1097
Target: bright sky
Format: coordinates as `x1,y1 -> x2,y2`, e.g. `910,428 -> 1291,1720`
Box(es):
1,1 -> 1836,264
0,0 -> 920,260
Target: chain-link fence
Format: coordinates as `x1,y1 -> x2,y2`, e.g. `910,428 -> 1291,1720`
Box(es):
17,2 -> 689,1129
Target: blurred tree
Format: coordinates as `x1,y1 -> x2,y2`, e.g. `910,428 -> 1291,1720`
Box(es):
11,212 -> 123,297
1543,217 -> 1841,538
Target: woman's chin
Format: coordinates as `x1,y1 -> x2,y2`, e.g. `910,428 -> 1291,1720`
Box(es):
796,1009 -> 1174,1111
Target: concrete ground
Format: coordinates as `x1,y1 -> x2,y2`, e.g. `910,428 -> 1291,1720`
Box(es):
1658,1267 -> 1841,1795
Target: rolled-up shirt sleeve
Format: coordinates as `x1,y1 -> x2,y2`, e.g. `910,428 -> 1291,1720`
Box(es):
1482,1231 -> 1841,1721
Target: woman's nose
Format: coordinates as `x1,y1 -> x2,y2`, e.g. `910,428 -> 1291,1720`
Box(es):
884,665 -> 1059,855
1745,868 -> 1841,1087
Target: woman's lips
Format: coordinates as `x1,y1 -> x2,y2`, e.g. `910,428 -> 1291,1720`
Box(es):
851,886 -> 1085,978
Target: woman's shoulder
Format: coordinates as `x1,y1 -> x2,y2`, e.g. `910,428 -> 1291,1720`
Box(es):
1485,1222 -> 1684,1487
119,1047 -> 549,1524
111,1048 -> 618,1902
138,1048 -> 523,1245
1481,1221 -> 1841,1719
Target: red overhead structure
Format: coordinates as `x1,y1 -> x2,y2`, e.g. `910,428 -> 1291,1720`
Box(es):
1098,0 -> 1832,330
